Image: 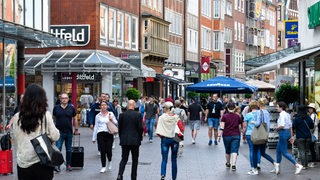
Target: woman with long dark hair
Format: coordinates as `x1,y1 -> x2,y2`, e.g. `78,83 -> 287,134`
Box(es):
13,84 -> 60,180
92,100 -> 118,173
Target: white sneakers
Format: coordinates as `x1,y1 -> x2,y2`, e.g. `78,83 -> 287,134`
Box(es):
270,163 -> 303,175
248,169 -> 258,175
295,164 -> 303,175
192,139 -> 195,144
100,167 -> 106,173
275,163 -> 280,175
108,161 -> 112,170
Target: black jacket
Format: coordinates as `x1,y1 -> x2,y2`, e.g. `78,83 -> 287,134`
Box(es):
118,109 -> 143,146
292,115 -> 314,139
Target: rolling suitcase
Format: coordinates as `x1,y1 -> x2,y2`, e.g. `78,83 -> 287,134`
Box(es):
71,134 -> 84,168
0,150 -> 13,175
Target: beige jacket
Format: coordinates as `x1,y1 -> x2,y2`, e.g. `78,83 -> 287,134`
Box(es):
13,111 -> 60,168
156,113 -> 178,138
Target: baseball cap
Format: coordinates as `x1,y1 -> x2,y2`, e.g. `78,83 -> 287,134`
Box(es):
163,101 -> 174,109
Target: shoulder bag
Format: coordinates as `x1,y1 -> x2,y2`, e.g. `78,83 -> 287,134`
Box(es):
30,116 -> 64,167
107,121 -> 118,134
303,119 -> 317,142
251,110 -> 269,145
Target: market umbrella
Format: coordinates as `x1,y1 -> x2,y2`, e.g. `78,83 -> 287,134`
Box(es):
0,76 -> 15,92
245,79 -> 275,92
186,76 -> 258,94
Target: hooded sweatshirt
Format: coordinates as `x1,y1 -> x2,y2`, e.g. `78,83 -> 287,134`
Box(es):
156,113 -> 184,138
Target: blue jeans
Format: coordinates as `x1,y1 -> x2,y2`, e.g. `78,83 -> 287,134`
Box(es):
253,143 -> 274,168
276,129 -> 297,165
146,118 -> 155,140
223,135 -> 241,154
56,132 -> 73,166
246,135 -> 261,168
161,137 -> 179,180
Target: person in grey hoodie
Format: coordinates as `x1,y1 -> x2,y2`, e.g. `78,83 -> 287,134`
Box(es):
156,101 -> 184,180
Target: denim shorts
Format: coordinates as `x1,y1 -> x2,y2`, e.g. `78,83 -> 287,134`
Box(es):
189,120 -> 200,130
207,118 -> 219,129
223,135 -> 240,154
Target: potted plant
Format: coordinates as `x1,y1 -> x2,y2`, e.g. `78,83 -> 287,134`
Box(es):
275,83 -> 299,106
125,88 -> 140,102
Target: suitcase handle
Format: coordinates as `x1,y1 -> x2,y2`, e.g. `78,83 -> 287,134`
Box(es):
73,134 -> 81,147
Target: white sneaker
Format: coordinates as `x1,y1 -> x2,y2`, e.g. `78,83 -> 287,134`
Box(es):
100,167 -> 106,173
112,143 -> 115,149
269,168 -> 276,173
295,164 -> 303,175
108,161 -> 112,170
98,151 -> 101,156
308,162 -> 317,168
275,163 -> 280,175
247,169 -> 258,175
192,139 -> 195,144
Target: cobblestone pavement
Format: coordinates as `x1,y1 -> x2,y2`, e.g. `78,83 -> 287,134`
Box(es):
1,124 -> 319,180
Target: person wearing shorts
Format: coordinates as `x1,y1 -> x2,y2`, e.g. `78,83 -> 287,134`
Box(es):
188,98 -> 202,144
205,94 -> 224,146
218,102 -> 242,171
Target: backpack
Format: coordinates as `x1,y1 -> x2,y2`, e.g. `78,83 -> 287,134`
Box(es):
1,132 -> 12,150
174,108 -> 185,122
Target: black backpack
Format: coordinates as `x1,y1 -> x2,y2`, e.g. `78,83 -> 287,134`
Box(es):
1,132 -> 12,150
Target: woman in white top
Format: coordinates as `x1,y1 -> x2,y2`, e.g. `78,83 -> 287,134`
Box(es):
13,84 -> 60,180
274,101 -> 303,175
92,100 -> 118,173
307,103 -> 319,167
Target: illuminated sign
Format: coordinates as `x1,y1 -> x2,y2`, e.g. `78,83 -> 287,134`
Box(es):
285,20 -> 298,39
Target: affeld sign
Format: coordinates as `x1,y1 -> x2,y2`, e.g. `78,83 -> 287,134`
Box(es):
50,25 -> 90,46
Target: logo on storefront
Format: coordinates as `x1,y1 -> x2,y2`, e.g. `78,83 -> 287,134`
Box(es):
50,25 -> 90,46
284,20 -> 298,39
59,73 -> 100,82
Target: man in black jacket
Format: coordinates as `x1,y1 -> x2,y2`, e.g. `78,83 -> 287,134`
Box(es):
117,100 -> 143,180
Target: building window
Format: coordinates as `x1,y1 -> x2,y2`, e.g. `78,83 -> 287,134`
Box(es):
165,9 -> 183,35
234,21 -> 237,41
132,17 -> 138,50
213,0 -> 220,18
201,0 -> 211,17
225,0 -> 232,16
224,28 -> 232,44
100,4 -> 138,50
277,5 -> 282,21
100,6 -> 107,45
167,44 -> 183,64
187,28 -> 198,53
238,22 -> 241,41
235,0 -> 238,10
201,27 -> 211,50
117,12 -> 124,48
213,31 -> 220,51
241,0 -> 244,13
241,24 -> 244,42
124,14 -> 131,49
277,31 -> 282,47
108,8 -> 116,47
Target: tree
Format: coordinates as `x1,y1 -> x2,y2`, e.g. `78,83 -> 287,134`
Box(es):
125,88 -> 140,101
275,83 -> 299,105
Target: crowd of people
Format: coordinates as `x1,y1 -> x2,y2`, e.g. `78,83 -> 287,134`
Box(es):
6,84 -> 320,180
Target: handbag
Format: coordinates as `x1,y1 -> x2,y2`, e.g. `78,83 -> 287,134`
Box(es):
303,119 -> 317,142
173,119 -> 184,143
251,110 -> 269,145
107,121 -> 118,134
30,117 -> 64,167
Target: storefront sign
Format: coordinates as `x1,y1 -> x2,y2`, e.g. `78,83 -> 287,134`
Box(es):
201,57 -> 210,74
121,52 -> 141,69
50,25 -> 90,46
275,75 -> 295,91
163,69 -> 174,77
59,73 -> 101,82
285,20 -> 298,39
